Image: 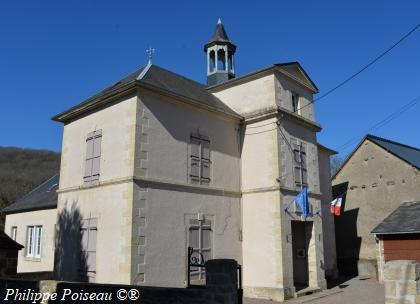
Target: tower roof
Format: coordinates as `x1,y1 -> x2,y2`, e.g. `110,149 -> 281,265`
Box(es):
204,19 -> 236,51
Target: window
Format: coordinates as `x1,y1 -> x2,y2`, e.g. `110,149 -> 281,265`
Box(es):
80,218 -> 97,283
217,49 -> 226,71
26,226 -> 42,258
293,141 -> 308,189
189,219 -> 212,282
10,226 -> 17,241
84,130 -> 102,184
190,134 -> 211,184
209,50 -> 216,73
291,92 -> 301,115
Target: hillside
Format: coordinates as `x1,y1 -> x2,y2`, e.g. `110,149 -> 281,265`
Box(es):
0,147 -> 60,226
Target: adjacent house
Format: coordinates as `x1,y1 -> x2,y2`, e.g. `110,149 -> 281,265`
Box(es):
2,20 -> 337,301
371,201 -> 420,281
332,134 -> 420,278
2,175 -> 58,280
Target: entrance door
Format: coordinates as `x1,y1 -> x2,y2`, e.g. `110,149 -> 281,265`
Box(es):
291,221 -> 312,289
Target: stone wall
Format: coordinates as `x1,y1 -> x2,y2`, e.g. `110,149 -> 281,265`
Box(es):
1,259 -> 241,304
383,260 -> 420,304
0,249 -> 19,278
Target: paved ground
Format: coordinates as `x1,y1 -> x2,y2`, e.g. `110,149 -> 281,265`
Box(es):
244,277 -> 385,304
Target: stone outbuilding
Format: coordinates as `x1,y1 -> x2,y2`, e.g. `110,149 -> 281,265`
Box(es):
332,134 -> 420,277
0,231 -> 23,278
372,201 -> 420,281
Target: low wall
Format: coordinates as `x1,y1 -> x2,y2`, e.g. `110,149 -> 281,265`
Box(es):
1,259 -> 241,304
383,260 -> 420,304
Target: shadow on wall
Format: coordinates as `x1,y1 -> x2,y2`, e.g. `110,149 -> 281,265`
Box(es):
333,182 -> 362,277
54,202 -> 87,282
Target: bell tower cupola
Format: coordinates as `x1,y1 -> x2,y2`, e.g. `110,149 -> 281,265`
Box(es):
204,18 -> 236,86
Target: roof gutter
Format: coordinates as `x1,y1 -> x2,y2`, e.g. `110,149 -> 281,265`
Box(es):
52,82 -> 137,123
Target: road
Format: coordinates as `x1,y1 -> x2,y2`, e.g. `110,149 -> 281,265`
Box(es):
244,277 -> 385,304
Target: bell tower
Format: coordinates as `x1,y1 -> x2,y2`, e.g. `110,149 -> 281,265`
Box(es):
204,19 -> 236,86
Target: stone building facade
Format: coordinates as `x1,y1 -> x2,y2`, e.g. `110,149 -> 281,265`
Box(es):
3,20 -> 336,301
332,134 -> 420,277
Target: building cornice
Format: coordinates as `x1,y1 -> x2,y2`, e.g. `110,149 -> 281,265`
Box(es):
241,106 -> 322,132
57,176 -> 241,197
53,81 -> 242,124
242,185 -> 322,198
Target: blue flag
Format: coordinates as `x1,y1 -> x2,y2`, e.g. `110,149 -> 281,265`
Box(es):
295,187 -> 309,218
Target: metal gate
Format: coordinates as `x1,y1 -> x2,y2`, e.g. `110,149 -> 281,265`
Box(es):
187,246 -> 243,304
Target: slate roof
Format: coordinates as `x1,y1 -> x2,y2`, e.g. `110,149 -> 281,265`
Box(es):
1,175 -> 59,214
333,134 -> 420,179
371,201 -> 420,235
52,64 -> 240,122
207,62 -> 319,93
204,19 -> 236,51
0,231 -> 23,250
368,135 -> 420,169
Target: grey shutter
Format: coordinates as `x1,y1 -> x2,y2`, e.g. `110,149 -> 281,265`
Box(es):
201,138 -> 210,160
302,168 -> 308,185
80,219 -> 97,282
93,134 -> 101,158
91,135 -> 101,180
84,138 -> 94,181
191,137 -> 200,159
190,136 -> 201,182
201,161 -> 210,181
91,158 -> 100,180
189,227 -> 200,279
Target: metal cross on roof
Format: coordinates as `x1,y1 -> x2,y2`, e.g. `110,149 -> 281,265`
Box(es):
146,47 -> 155,64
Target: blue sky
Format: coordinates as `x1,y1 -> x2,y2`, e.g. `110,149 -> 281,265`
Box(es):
0,1 -> 419,157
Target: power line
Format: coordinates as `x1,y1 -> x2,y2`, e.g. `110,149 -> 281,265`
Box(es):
335,94 -> 420,152
295,24 -> 420,114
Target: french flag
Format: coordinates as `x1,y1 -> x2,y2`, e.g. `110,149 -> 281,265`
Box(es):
330,197 -> 343,216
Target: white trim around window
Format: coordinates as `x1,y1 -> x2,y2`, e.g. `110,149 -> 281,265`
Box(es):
26,225 -> 42,258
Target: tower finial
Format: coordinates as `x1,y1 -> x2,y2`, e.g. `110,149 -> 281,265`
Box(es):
217,18 -> 222,25
146,46 -> 155,65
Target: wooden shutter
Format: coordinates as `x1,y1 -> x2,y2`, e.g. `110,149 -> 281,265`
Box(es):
201,161 -> 210,181
84,137 -> 94,182
80,219 -> 97,282
91,133 -> 101,181
190,136 -> 201,182
201,138 -> 210,160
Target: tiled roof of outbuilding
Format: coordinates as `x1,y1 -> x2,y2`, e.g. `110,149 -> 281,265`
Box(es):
0,231 -> 24,250
1,175 -> 58,214
372,201 -> 420,234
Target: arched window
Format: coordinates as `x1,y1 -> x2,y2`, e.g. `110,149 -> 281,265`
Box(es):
217,49 -> 226,71
228,54 -> 233,72
209,50 -> 216,73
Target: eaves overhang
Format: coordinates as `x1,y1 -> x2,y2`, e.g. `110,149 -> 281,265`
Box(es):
52,81 -> 242,124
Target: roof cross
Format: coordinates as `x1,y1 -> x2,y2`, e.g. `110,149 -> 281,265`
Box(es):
146,47 -> 155,64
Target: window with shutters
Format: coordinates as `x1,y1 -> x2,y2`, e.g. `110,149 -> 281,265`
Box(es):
26,226 -> 42,258
293,140 -> 308,189
80,218 -> 97,283
190,134 -> 211,185
84,130 -> 102,184
188,219 -> 212,283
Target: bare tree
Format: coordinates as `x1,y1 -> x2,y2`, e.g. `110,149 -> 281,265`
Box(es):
330,155 -> 345,176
